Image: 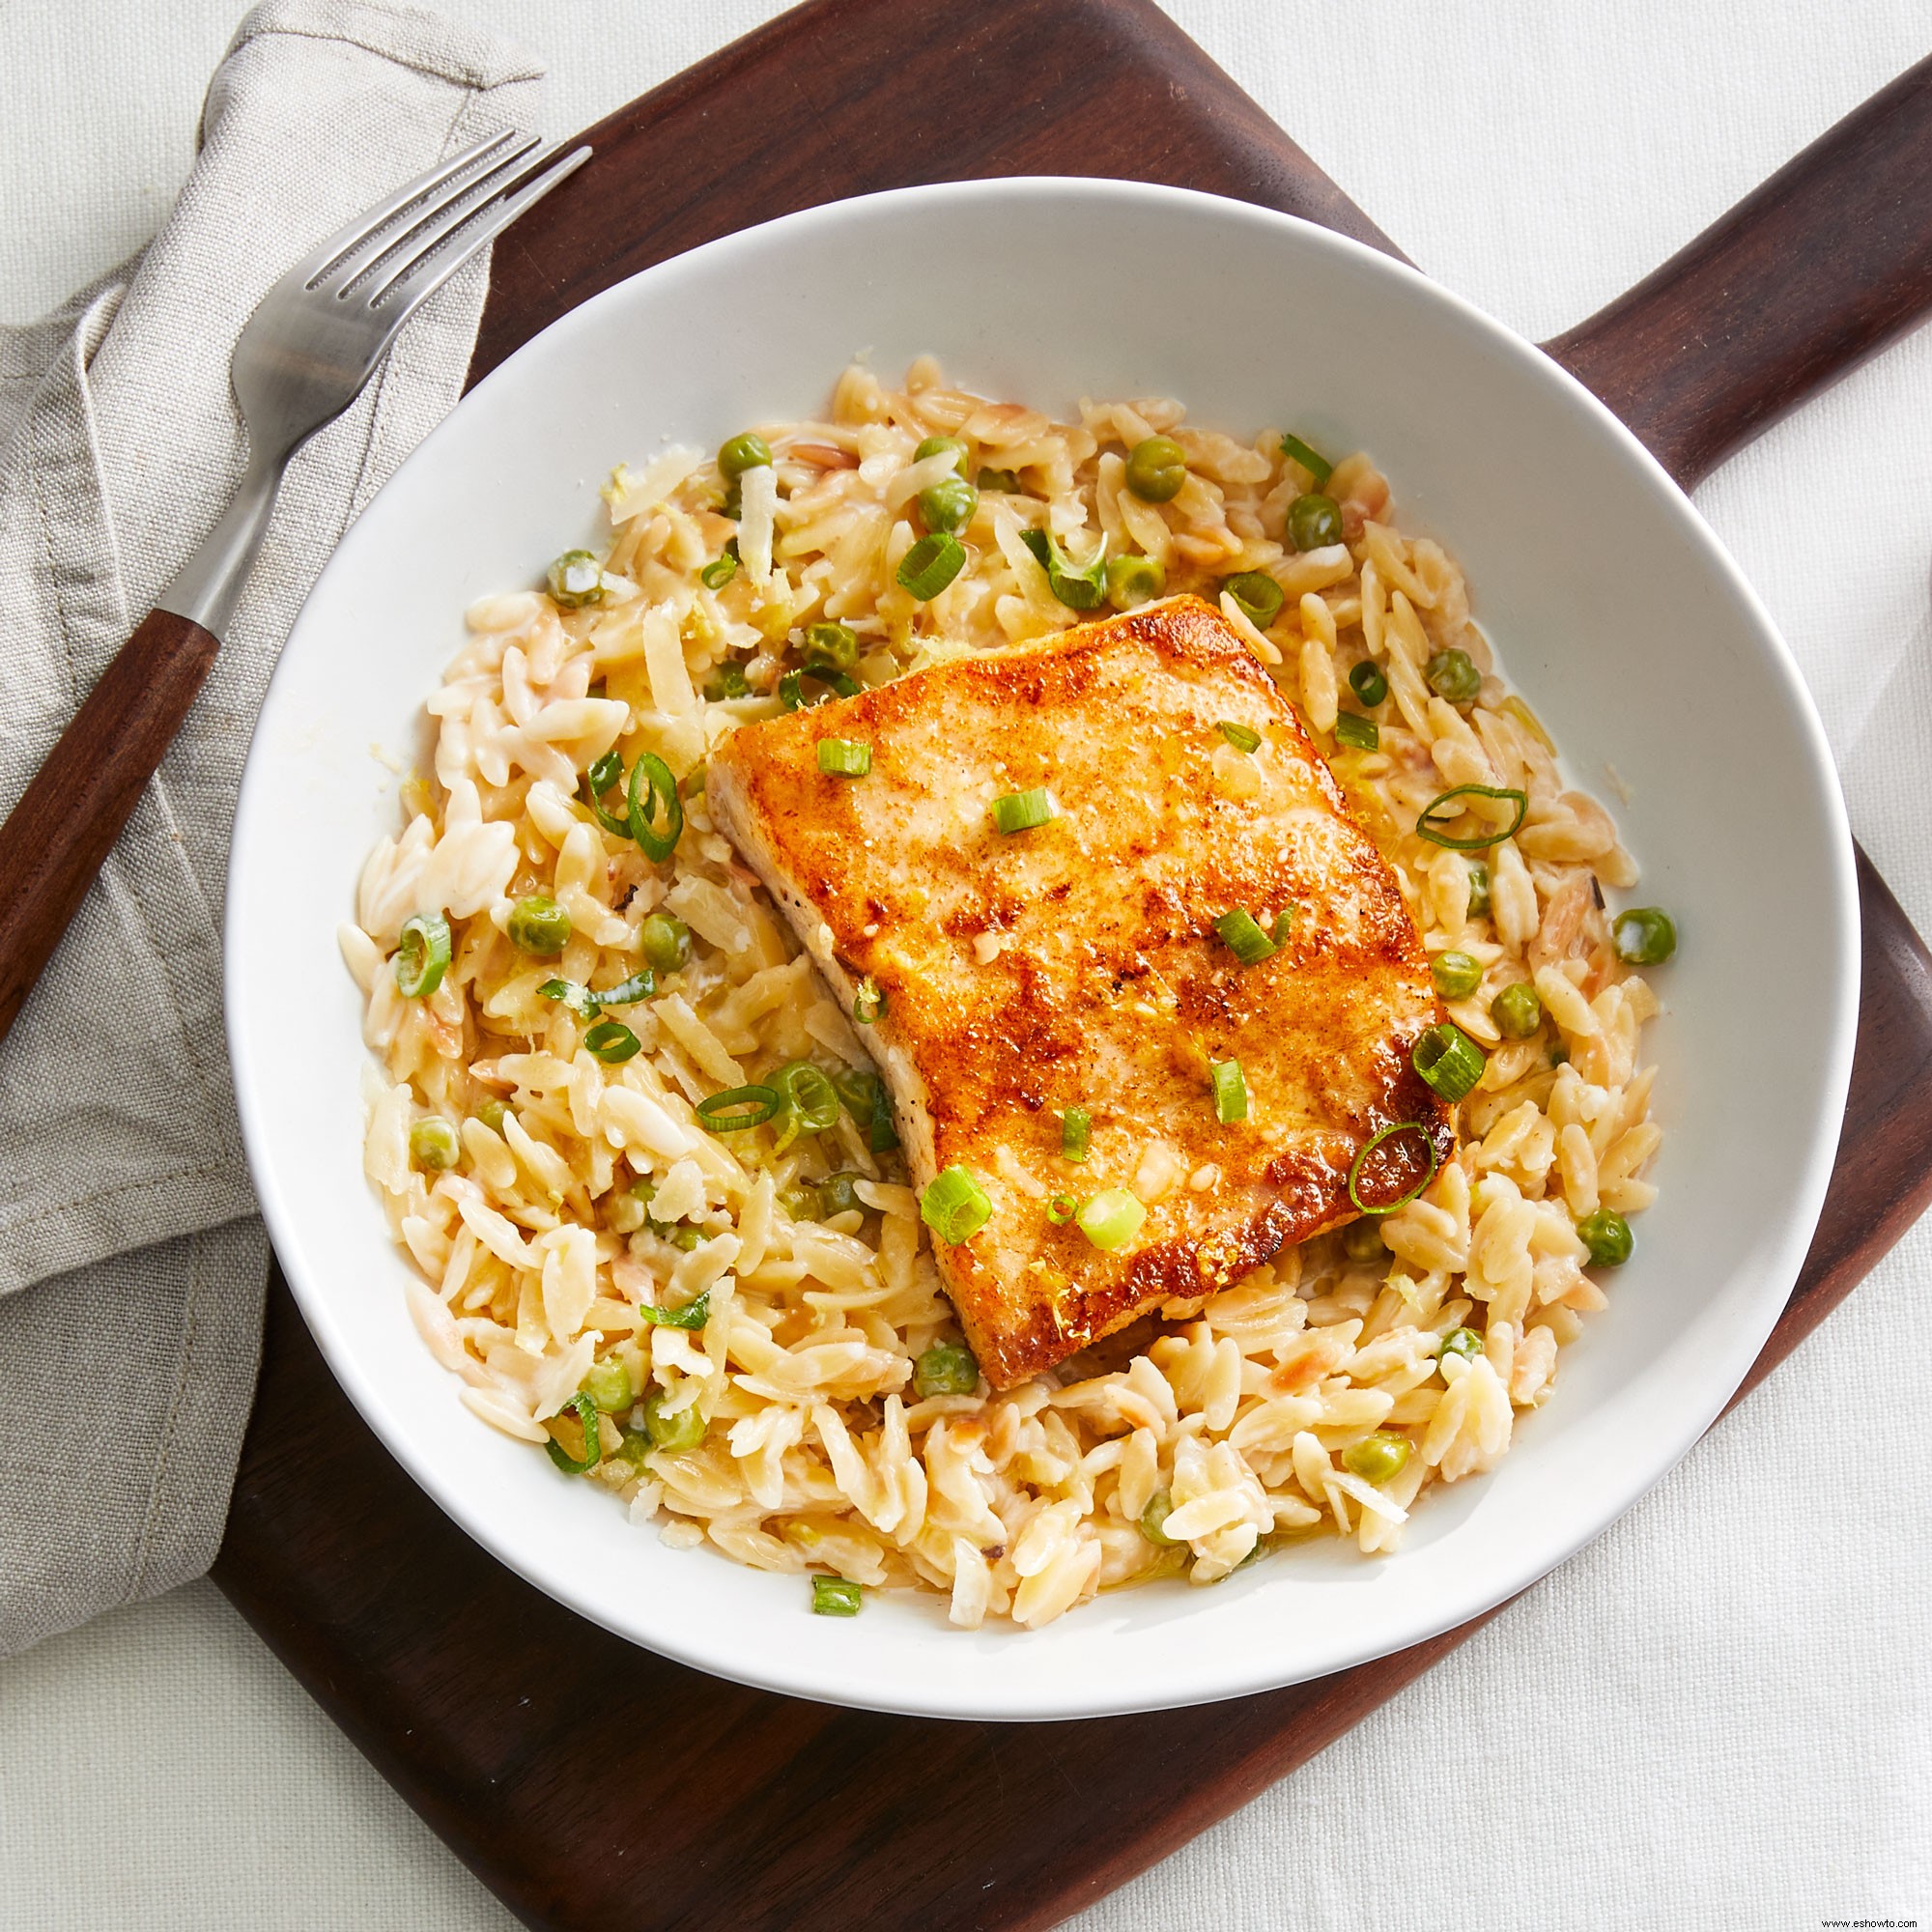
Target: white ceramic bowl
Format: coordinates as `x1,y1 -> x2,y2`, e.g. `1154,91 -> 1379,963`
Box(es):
227,179 -> 1858,1721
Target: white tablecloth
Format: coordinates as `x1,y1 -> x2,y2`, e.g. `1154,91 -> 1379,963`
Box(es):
1,4 -> 1926,1926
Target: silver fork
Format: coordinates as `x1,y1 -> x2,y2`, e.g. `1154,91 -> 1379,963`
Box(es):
0,129 -> 591,1044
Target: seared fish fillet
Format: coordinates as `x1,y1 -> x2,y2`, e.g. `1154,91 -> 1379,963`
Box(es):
707,597 -> 1453,1388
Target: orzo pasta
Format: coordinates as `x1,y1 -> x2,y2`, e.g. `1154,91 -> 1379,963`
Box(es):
343,357 -> 1665,1629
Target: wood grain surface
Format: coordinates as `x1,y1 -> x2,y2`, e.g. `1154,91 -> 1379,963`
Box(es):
212,5 -> 1932,1928
0,607 -> 219,1044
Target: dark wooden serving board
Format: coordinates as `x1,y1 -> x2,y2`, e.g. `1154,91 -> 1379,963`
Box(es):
212,8 -> 1932,1928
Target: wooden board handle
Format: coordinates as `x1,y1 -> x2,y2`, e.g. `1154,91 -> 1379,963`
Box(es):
1543,52 -> 1932,488
0,609 -> 220,1042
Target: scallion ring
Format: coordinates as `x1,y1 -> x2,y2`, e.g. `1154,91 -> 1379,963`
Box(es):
1061,1104 -> 1092,1163
627,751 -> 684,863
394,911 -> 450,999
922,1165 -> 993,1244
1279,433 -> 1333,488
991,786 -> 1059,835
1210,1058 -> 1249,1124
779,662 -> 863,711
699,540 -> 740,590
1345,1121 -> 1441,1217
1415,783 -> 1528,852
1046,1194 -> 1077,1225
817,737 -> 872,778
1076,1187 -> 1146,1252
639,1289 -> 711,1331
852,976 -> 884,1024
1217,720 -> 1262,753
1019,526 -> 1108,610
1411,1021 -> 1485,1103
1334,713 -> 1379,751
545,1391 -> 602,1475
583,1020 -> 641,1064
1213,908 -> 1278,966
773,1061 -> 840,1137
595,968 -> 657,1008
897,530 -> 968,601
695,1084 -> 782,1130
539,977 -> 600,1018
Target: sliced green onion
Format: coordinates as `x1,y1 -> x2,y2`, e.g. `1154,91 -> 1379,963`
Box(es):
1334,712 -> 1379,751
1416,784 -> 1528,852
1217,720 -> 1262,753
1349,660 -> 1388,707
539,977 -> 600,1018
1061,1105 -> 1091,1163
867,1079 -> 900,1152
640,1390 -> 706,1451
1020,526 -> 1108,609
913,1342 -> 980,1397
702,661 -> 750,701
409,1117 -> 460,1171
1612,907 -> 1678,966
696,1083 -> 782,1130
817,1172 -> 864,1219
1412,1022 -> 1484,1102
627,751 -> 683,863
544,1392 -> 602,1474
922,1166 -> 992,1244
1213,908 -> 1278,966
1425,648 -> 1481,703
852,976 -> 884,1024
582,751 -> 632,838
1076,1187 -> 1146,1252
1440,1326 -> 1484,1363
583,1019 -> 641,1065
1046,1193 -> 1077,1225
586,748 -> 623,794
395,911 -> 450,998
1222,570 -> 1284,629
1210,1059 -> 1249,1124
699,541 -> 739,591
1465,863 -> 1492,921
810,1576 -> 863,1617
1346,1121 -> 1441,1217
640,1289 -> 711,1331
1279,433 -> 1333,488
595,968 -> 656,1008
1430,950 -> 1483,1000
773,1060 -> 840,1137
547,550 -> 605,610
817,738 -> 872,778
897,530 -> 967,601
832,1065 -> 900,1152
1270,908 -> 1295,946
991,786 -> 1059,834
779,662 -> 863,710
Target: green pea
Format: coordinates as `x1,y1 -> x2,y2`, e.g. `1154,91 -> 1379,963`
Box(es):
1106,554 -> 1167,611
1341,1217 -> 1385,1262
474,1097 -> 509,1134
718,432 -> 772,479
976,467 -> 1021,493
1465,862 -> 1492,922
1287,493 -> 1343,552
1431,950 -> 1484,1000
612,1427 -> 654,1470
1349,660 -> 1388,706
1223,571 -> 1285,629
409,1118 -> 460,1171
1613,907 -> 1678,966
1124,435 -> 1187,502
1492,981 -> 1543,1039
1425,648 -> 1482,704
918,475 -> 978,534
805,621 -> 859,670
640,1390 -> 707,1452
1548,1041 -> 1571,1067
1440,1326 -> 1483,1363
913,1342 -> 980,1398
817,1172 -> 865,1219
1577,1209 -> 1634,1267
1341,1431 -> 1411,1483
547,549 -> 606,610
779,1182 -> 823,1223
666,1225 -> 705,1252
914,435 -> 971,476
639,912 -> 692,976
508,893 -> 571,956
1139,1490 -> 1178,1547
581,1357 -> 632,1413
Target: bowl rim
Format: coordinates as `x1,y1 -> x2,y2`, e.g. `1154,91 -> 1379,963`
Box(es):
226,174 -> 1861,1720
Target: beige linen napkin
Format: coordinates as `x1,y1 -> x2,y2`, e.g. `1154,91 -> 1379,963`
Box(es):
0,0 -> 545,1655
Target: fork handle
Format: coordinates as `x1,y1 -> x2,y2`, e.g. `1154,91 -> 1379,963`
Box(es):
0,608 -> 221,1042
